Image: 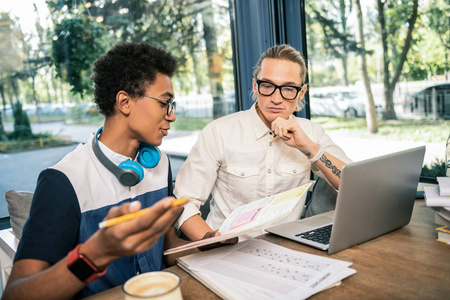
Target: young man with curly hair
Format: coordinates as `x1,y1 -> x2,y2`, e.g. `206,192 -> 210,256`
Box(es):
3,42 -> 214,299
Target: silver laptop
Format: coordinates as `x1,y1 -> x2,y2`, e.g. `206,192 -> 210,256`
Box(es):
265,146 -> 425,254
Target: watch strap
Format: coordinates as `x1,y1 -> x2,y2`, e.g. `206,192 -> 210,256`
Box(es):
308,145 -> 325,163
67,244 -> 107,284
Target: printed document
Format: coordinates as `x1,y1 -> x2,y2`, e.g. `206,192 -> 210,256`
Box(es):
177,239 -> 356,300
164,183 -> 311,255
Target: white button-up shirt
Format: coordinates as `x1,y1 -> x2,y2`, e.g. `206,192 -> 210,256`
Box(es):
174,104 -> 352,234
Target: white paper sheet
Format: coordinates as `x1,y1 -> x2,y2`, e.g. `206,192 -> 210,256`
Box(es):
177,239 -> 356,300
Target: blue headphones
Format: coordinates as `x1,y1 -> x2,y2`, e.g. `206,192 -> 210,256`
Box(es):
92,128 -> 161,187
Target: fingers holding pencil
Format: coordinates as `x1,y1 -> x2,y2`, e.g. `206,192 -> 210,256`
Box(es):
82,197 -> 189,265
101,199 -> 172,252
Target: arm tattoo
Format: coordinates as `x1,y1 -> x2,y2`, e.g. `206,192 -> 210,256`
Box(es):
319,154 -> 341,178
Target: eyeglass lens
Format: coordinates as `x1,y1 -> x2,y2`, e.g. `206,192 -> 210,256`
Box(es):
258,81 -> 299,100
167,101 -> 176,116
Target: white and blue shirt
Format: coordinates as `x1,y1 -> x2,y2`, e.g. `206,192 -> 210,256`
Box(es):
16,133 -> 173,298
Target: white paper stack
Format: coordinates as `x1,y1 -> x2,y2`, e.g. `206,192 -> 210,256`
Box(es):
437,177 -> 450,197
177,239 -> 356,300
424,177 -> 450,245
423,177 -> 450,207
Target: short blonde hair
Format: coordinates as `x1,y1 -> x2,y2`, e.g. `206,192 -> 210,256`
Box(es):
252,44 -> 308,111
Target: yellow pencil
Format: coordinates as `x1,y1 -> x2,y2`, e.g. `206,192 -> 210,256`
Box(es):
170,196 -> 188,207
98,197 -> 188,229
98,208 -> 151,228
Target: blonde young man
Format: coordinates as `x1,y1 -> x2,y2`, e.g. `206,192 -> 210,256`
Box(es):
174,44 -> 352,241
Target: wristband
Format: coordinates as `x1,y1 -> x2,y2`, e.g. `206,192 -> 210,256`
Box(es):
307,145 -> 325,163
67,244 -> 107,284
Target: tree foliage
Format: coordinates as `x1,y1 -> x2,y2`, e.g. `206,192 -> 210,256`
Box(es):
406,33 -> 447,80
0,13 -> 25,106
47,0 -> 207,81
307,0 -> 366,86
12,100 -> 32,140
51,17 -> 108,98
427,0 -> 450,51
47,0 -> 229,117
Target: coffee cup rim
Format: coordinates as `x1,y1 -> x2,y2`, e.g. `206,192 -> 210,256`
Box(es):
122,271 -> 181,298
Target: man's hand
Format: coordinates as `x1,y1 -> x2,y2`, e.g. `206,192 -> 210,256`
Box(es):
271,117 -> 317,155
272,117 -> 345,188
82,197 -> 184,268
198,230 -> 239,252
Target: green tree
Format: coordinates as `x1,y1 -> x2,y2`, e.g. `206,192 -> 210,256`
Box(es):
95,0 -> 224,104
426,0 -> 450,79
51,17 -> 108,98
406,32 -> 447,80
0,12 -> 25,113
46,0 -> 232,116
307,0 -> 363,86
47,0 -> 197,96
377,0 -> 419,120
12,100 -> 32,140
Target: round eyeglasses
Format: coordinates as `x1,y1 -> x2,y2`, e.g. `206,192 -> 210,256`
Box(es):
256,79 -> 306,100
143,95 -> 176,116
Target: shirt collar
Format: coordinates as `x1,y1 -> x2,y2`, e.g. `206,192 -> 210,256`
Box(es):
89,132 -> 136,165
250,103 -> 272,140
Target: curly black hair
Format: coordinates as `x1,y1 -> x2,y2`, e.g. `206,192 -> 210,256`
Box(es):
91,42 -> 177,117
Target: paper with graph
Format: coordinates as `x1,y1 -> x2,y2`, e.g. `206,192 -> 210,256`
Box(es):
176,239 -> 356,300
164,183 -> 311,255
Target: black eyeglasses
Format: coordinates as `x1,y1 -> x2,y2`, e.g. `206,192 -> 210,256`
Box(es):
143,95 -> 176,116
256,79 -> 306,100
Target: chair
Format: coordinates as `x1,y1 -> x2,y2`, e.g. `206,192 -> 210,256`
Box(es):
199,195 -> 212,220
0,190 -> 33,289
302,177 -> 338,219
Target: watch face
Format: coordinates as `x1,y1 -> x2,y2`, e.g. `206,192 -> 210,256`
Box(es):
68,257 -> 96,282
68,244 -> 106,283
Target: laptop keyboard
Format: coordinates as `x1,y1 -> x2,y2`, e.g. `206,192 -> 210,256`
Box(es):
295,224 -> 333,245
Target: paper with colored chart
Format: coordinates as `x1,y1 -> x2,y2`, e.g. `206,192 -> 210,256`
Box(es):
164,183 -> 311,255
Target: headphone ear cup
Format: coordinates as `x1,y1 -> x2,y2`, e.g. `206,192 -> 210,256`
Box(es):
118,160 -> 144,186
138,144 -> 161,169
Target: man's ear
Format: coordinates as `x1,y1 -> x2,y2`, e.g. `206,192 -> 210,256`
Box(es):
116,91 -> 131,115
299,84 -> 308,99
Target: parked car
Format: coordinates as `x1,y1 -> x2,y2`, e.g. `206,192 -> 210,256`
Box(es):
403,84 -> 450,119
52,104 -> 70,116
309,91 -> 380,118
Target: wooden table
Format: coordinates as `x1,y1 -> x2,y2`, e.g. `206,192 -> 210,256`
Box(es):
85,200 -> 450,299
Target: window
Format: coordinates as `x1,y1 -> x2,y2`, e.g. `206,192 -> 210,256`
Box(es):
305,0 -> 449,180
0,0 -> 235,218
0,0 -> 448,221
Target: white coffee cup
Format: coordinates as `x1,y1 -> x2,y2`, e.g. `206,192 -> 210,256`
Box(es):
123,271 -> 182,300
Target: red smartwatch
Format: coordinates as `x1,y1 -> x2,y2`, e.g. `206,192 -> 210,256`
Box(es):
67,244 -> 107,284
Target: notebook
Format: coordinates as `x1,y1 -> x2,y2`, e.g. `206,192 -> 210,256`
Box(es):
265,146 -> 425,254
